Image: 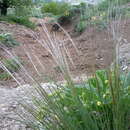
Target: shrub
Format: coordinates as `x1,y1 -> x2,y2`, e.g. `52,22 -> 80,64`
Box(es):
19,68 -> 130,130
8,15 -> 36,29
75,20 -> 87,33
0,15 -> 36,29
0,33 -> 20,47
41,2 -> 70,16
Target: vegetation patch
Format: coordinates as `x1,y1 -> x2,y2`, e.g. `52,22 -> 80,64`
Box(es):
73,0 -> 130,33
0,33 -> 20,47
74,20 -> 87,34
20,68 -> 130,130
0,58 -> 21,81
41,2 -> 70,16
0,71 -> 12,81
0,15 -> 36,29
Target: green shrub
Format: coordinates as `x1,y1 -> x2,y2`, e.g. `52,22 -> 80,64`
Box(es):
75,20 -> 87,33
0,33 -> 20,47
0,15 -> 36,29
8,15 -> 36,29
41,2 -> 70,16
20,68 -> 130,130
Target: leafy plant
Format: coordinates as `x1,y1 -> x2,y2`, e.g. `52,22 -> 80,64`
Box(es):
19,67 -> 130,130
75,20 -> 87,33
0,33 -> 20,47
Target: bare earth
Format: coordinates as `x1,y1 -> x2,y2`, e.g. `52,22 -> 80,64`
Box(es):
0,18 -> 130,129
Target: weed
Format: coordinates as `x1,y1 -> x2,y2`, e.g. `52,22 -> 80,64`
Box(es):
54,66 -> 62,73
0,57 -> 21,81
75,20 -> 87,33
0,72 -> 12,81
0,33 -> 20,47
2,58 -> 21,73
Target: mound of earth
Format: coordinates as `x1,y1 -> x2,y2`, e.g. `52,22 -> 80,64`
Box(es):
0,18 -> 130,88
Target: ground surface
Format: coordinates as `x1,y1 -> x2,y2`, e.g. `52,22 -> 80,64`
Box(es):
0,19 -> 115,88
0,18 -> 130,129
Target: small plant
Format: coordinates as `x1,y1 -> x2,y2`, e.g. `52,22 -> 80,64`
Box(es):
2,58 -> 21,73
0,72 -> 12,81
0,33 -> 20,47
54,65 -> 62,73
0,57 -> 21,81
75,20 -> 87,33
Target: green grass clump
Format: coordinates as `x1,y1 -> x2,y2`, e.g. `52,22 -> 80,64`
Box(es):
75,20 -> 87,33
2,58 -> 21,73
0,33 -> 20,47
0,72 -> 12,81
98,0 -> 130,11
0,58 -> 21,81
19,67 -> 130,130
0,15 -> 36,29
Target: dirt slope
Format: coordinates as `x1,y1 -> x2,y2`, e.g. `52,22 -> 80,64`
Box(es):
0,18 -> 130,88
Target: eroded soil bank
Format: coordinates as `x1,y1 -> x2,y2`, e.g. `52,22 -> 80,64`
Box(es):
0,17 -> 130,129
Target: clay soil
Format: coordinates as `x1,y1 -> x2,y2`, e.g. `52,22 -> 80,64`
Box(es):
0,18 -> 130,88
